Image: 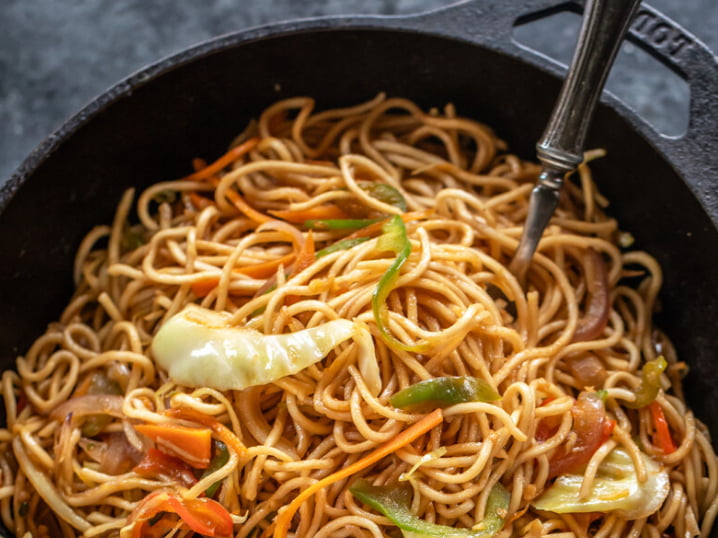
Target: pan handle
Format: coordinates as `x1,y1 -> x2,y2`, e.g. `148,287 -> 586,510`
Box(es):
406,0 -> 718,200
409,0 -> 718,140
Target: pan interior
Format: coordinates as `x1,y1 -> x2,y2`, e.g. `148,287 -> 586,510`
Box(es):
1,28 -> 716,433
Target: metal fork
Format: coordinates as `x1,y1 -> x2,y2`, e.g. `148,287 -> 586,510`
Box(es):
509,0 -> 642,281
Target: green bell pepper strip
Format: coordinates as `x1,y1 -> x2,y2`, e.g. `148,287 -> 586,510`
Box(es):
201,440 -> 229,498
305,218 -> 382,230
316,237 -> 372,258
371,215 -> 428,352
390,377 -> 500,411
359,181 -> 408,212
122,224 -> 146,250
625,356 -> 667,409
350,479 -> 509,537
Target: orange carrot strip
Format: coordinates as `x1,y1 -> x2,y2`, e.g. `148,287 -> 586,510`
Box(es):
134,423 -> 212,469
343,210 -> 433,241
291,230 -> 315,275
225,188 -> 274,225
71,375 -> 93,398
164,408 -> 247,459
649,401 -> 676,454
284,231 -> 316,306
236,253 -> 295,279
182,138 -> 259,183
188,192 -> 215,210
182,138 -> 276,224
190,252 -> 296,298
272,409 -> 443,538
190,277 -> 221,298
192,157 -> 208,172
182,138 -> 271,224
269,205 -> 349,223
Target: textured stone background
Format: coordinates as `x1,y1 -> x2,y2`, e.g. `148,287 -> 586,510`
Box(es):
1,0 -> 716,182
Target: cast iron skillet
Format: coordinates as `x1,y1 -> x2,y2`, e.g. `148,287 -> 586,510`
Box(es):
1,0 -> 717,535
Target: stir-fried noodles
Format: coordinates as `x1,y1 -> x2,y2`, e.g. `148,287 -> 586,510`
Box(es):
1,94 -> 717,537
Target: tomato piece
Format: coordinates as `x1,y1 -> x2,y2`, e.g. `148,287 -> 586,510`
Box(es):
548,392 -> 616,478
536,415 -> 563,442
133,448 -> 198,488
535,397 -> 562,442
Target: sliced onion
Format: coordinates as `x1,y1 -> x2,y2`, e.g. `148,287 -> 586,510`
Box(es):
50,394 -> 124,422
354,322 -> 381,397
79,432 -> 142,475
13,436 -> 91,532
573,248 -> 611,342
567,354 -> 607,389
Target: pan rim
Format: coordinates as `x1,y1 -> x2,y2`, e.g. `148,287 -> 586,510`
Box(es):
1,10 -> 715,230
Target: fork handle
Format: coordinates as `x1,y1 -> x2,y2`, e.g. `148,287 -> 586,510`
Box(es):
536,0 -> 643,174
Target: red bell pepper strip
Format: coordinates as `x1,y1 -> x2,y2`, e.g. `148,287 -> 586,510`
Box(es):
128,490 -> 233,538
133,448 -> 197,489
649,401 -> 676,454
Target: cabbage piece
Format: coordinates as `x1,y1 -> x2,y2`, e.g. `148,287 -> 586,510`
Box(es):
152,304 -> 354,390
354,321 -> 381,397
532,446 -> 669,519
399,447 -> 447,484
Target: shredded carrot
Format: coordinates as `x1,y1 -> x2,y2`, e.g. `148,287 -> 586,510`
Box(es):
192,157 -> 208,172
182,138 -> 259,183
343,210 -> 433,241
181,138 -> 272,224
190,277 -> 221,298
236,252 -> 296,279
291,231 -> 316,275
164,407 -> 247,459
190,252 -> 296,297
272,409 -> 443,538
284,231 -> 316,306
134,423 -> 212,469
649,401 -> 676,454
188,192 -> 215,210
269,204 -> 349,223
72,375 -> 93,398
225,188 -> 274,225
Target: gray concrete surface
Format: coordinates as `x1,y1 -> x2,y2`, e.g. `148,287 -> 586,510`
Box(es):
1,0 -> 717,182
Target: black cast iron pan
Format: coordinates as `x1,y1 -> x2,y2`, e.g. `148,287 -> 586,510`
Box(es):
1,0 -> 717,535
